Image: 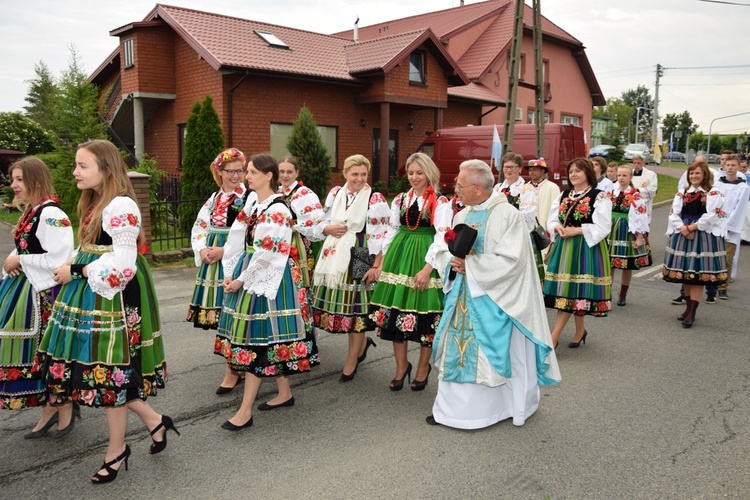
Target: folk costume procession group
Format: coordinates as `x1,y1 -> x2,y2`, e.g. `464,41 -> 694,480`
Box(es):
2,138 -> 748,483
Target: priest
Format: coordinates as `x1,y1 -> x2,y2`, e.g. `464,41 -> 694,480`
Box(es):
428,159 -> 561,429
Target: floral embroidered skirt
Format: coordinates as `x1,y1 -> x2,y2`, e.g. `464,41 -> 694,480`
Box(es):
369,227 -> 443,346
0,275 -> 58,410
187,226 -> 229,329
215,252 -> 319,377
543,234 -> 612,316
662,216 -> 727,285
310,241 -> 376,334
609,212 -> 652,270
36,252 -> 166,407
291,231 -> 313,289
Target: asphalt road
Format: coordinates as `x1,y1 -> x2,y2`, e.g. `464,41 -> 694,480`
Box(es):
1,203 -> 749,499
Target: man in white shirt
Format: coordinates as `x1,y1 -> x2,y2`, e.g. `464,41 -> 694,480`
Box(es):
631,155 -> 658,225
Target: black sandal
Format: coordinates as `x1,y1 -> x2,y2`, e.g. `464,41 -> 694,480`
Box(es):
91,445 -> 130,485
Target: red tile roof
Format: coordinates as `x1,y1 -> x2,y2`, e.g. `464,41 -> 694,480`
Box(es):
448,83 -> 505,105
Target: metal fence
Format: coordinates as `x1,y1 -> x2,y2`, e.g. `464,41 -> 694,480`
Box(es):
149,196 -> 206,250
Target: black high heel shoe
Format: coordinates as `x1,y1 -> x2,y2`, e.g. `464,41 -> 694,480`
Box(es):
568,330 -> 588,348
357,337 -> 377,364
149,415 -> 181,454
51,404 -> 80,439
339,367 -> 358,383
411,365 -> 432,391
390,362 -> 412,391
23,413 -> 59,439
91,445 -> 130,485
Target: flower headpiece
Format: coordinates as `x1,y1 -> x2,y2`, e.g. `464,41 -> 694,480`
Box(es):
211,148 -> 247,171
527,158 -> 548,170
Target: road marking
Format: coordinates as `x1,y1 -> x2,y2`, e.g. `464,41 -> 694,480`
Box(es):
634,266 -> 663,279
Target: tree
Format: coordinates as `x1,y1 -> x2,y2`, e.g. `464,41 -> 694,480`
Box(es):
179,95 -> 225,234
661,111 -> 697,152
688,131 -> 706,153
23,61 -> 59,131
46,47 -> 109,222
286,106 -> 331,197
0,112 -> 56,154
593,98 -> 633,145
621,85 -> 654,143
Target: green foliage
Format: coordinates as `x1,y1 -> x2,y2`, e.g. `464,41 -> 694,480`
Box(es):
179,95 -> 225,234
688,131 -> 706,152
0,112 -> 56,154
621,85 -> 653,142
134,154 -> 167,203
661,111 -> 697,152
608,148 -> 625,164
388,172 -> 411,195
38,150 -> 81,223
593,98 -> 633,145
286,106 -> 331,197
23,61 -> 59,132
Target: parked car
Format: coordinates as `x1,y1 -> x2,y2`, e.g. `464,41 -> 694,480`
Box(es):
622,143 -> 654,164
588,144 -> 615,160
663,151 -> 686,162
707,153 -> 720,164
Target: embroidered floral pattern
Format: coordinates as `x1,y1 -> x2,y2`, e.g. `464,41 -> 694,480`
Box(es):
109,213 -> 140,229
45,217 -> 72,228
552,296 -> 610,316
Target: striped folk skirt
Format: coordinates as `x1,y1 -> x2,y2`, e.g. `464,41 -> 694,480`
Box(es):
609,212 -> 652,270
187,226 -> 229,329
215,252 -> 319,377
543,233 -> 612,316
310,240 -> 375,334
370,227 -> 443,347
0,275 -> 58,410
662,216 -> 728,285
36,251 -> 166,407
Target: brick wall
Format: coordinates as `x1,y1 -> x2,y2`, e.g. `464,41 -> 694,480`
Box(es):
120,27 -> 176,95
127,171 -> 152,261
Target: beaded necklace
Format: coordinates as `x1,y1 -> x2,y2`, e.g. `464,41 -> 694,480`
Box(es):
81,205 -> 96,232
404,189 -> 428,231
13,197 -> 56,240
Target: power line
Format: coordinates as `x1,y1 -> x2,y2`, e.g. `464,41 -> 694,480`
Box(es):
663,82 -> 750,86
698,0 -> 750,5
664,64 -> 750,70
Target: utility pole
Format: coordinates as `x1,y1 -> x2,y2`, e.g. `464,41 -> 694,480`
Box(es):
532,0 -> 544,158
502,0 -> 525,153
652,63 -> 662,148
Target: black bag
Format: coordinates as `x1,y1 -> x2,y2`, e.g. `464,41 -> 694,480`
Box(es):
349,246 -> 375,280
530,220 -> 551,250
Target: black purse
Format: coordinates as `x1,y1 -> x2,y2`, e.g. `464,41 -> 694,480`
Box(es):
530,219 -> 551,250
349,246 -> 375,280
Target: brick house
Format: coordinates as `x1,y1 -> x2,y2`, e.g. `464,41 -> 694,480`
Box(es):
91,1 -> 601,190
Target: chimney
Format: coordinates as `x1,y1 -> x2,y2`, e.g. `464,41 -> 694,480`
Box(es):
354,16 -> 359,43
460,0 -> 464,5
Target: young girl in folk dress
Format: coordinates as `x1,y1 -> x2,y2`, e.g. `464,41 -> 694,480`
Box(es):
187,148 -> 253,394
278,156 -> 325,286
0,157 -> 75,437
217,153 -> 318,430
370,153 -> 451,391
36,140 -> 176,484
662,161 -> 728,328
310,155 -> 391,382
543,158 -> 612,348
609,166 -> 651,306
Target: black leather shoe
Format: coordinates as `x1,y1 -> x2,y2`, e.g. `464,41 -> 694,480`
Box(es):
221,417 -> 254,431
24,414 -> 59,439
216,376 -> 243,395
339,368 -> 357,383
258,397 -> 295,411
357,337 -> 377,363
425,415 -> 440,426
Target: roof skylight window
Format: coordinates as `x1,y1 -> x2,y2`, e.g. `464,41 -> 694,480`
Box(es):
255,31 -> 289,49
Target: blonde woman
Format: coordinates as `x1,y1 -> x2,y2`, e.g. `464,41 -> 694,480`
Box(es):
310,155 -> 390,381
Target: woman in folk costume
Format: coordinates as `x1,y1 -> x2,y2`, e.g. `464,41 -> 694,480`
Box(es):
278,156 -> 325,286
543,158 -> 612,348
662,161 -> 727,328
0,157 -> 75,437
217,153 -> 318,430
36,140 -> 174,484
494,153 -> 544,280
187,148 -> 253,395
370,153 -> 451,391
609,165 -> 651,306
310,154 -> 390,382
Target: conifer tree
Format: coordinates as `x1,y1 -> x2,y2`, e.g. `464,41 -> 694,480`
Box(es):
286,106 -> 331,197
23,61 -> 59,132
179,95 -> 225,234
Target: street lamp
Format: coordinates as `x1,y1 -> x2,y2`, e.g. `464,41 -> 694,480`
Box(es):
706,111 -> 750,154
635,106 -> 651,144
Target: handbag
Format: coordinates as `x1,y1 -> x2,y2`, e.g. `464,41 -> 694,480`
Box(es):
349,246 -> 375,280
531,220 -> 551,250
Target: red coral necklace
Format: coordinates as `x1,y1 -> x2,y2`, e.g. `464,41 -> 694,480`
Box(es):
404,189 -> 427,231
13,197 -> 56,240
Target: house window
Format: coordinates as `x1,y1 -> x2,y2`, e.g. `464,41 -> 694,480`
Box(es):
409,52 -> 426,85
123,38 -> 135,68
270,123 -> 337,169
561,114 -> 581,126
255,31 -> 290,50
507,53 -> 525,80
528,111 -> 550,124
178,124 -> 187,169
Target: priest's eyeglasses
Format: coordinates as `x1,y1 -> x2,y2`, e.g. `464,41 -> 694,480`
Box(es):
454,182 -> 478,190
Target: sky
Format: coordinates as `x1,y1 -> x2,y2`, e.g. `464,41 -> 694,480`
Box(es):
1,0 -> 749,135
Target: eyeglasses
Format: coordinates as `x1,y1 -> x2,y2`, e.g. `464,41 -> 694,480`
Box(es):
502,165 -> 520,170
222,169 -> 244,177
454,182 -> 478,190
